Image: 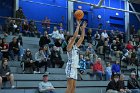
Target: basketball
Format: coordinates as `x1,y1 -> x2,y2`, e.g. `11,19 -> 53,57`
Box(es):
74,10 -> 84,20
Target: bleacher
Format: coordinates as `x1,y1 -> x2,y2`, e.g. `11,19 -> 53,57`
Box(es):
0,34 -> 139,93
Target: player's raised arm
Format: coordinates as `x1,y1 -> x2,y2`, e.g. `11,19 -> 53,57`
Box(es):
67,21 -> 81,51
76,21 -> 87,48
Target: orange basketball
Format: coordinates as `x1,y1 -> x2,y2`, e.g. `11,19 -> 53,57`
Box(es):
74,10 -> 84,20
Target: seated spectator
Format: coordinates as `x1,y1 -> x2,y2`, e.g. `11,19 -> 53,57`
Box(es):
108,30 -> 115,43
21,49 -> 36,73
50,46 -> 64,68
51,26 -> 59,39
119,74 -> 131,93
105,62 -> 112,81
35,48 -> 48,73
39,31 -> 51,48
101,30 -> 108,39
78,54 -> 86,80
0,58 -> 15,89
42,17 -> 50,32
1,38 -> 9,59
87,43 -> 96,61
111,40 -> 121,57
38,74 -> 55,93
104,37 -> 110,54
127,72 -> 140,93
93,58 -> 104,80
112,61 -> 121,76
78,54 -> 86,74
97,36 -> 104,54
85,49 -> 93,69
22,19 -> 30,36
106,74 -> 130,93
10,20 -> 20,35
86,28 -> 92,43
54,38 -> 63,54
126,41 -> 134,51
59,30 -> 65,40
9,37 -> 20,61
94,31 -> 100,41
29,20 -> 40,38
43,45 -> 51,67
130,49 -> 138,65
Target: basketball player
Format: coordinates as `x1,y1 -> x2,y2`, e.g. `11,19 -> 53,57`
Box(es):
65,21 -> 87,93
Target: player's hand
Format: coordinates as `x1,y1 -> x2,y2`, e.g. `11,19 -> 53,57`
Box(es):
82,21 -> 87,29
76,20 -> 81,27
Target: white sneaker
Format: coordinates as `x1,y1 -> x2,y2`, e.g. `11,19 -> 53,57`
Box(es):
11,85 -> 15,89
33,71 -> 37,74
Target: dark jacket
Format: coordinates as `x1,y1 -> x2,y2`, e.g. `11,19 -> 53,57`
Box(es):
0,65 -> 11,76
106,80 -> 124,91
22,54 -> 33,63
9,41 -> 19,52
39,36 -> 51,47
127,78 -> 140,89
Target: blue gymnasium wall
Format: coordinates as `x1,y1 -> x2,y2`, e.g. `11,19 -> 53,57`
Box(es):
129,3 -> 140,32
0,0 -> 14,24
74,0 -> 125,33
19,0 -> 68,33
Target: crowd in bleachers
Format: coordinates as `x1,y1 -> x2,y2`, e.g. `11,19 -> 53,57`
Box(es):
0,7 -> 140,93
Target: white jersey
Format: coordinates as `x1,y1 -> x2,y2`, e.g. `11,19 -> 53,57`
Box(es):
65,45 -> 80,80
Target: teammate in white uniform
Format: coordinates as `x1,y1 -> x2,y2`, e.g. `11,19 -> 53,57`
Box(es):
65,21 -> 87,93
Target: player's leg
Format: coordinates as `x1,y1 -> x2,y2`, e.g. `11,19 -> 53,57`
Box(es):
66,79 -> 73,93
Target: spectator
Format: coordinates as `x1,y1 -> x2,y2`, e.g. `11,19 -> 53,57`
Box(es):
119,74 -> 131,93
93,58 -> 104,80
1,38 -> 9,59
112,61 -> 121,76
39,31 -> 51,48
59,30 -> 65,40
0,58 -> 15,89
29,20 -> 40,38
87,43 -> 96,62
86,28 -> 92,43
15,7 -> 26,27
22,20 -> 30,36
106,74 -> 130,93
78,54 -> 86,74
38,74 -> 55,93
50,46 -> 64,68
43,45 -> 51,67
54,38 -> 63,54
126,41 -> 134,51
127,72 -> 140,93
78,54 -> 86,80
35,48 -> 48,73
21,49 -> 36,73
97,36 -> 104,54
9,37 -> 20,61
105,62 -> 112,81
108,30 -> 115,43
101,30 -> 108,39
17,35 -> 24,60
94,31 -> 100,41
42,17 -> 50,32
9,20 -> 20,35
131,49 -> 138,65
111,40 -> 121,57
85,49 -> 93,69
51,26 -> 59,39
